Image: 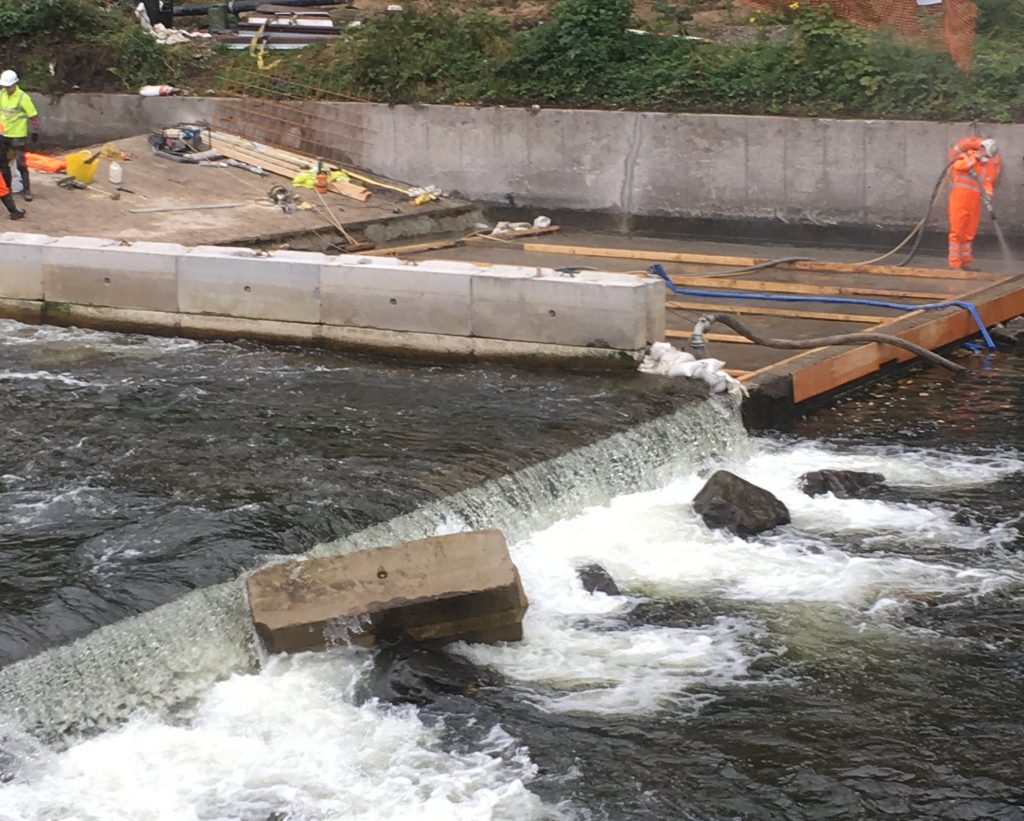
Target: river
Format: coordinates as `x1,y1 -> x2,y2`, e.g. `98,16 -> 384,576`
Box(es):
0,320 -> 1021,821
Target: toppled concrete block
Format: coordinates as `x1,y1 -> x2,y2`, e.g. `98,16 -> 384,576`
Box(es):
246,529 -> 528,654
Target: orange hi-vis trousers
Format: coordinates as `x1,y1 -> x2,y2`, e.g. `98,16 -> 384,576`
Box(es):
947,185 -> 981,269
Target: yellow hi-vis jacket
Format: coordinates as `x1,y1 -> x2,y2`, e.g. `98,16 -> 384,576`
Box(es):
0,88 -> 38,139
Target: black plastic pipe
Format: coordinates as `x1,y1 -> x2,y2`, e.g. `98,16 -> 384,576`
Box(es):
174,0 -> 349,15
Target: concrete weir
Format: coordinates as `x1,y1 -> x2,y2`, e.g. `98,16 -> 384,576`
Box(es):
0,232 -> 665,365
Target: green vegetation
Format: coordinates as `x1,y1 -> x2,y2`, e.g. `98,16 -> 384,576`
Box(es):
1,0 -> 1023,122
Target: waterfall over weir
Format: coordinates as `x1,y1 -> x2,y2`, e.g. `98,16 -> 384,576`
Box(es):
0,396 -> 747,744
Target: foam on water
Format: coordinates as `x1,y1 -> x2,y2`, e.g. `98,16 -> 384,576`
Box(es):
2,393 -> 1022,817
454,438 -> 1022,714
0,319 -> 202,354
0,369 -> 93,387
0,654 -> 554,821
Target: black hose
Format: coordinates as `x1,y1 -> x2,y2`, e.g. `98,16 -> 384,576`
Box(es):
691,312 -> 965,372
896,157 -> 957,267
700,256 -> 811,279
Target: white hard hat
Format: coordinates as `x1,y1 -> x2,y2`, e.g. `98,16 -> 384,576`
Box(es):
981,138 -> 998,157
0,70 -> 18,87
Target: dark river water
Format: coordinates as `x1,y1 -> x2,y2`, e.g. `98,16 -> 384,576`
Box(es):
0,321 -> 1022,821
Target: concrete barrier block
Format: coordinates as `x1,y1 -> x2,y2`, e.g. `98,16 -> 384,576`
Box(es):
247,529 -> 528,653
471,268 -> 660,350
822,119 -> 867,217
321,256 -> 475,335
634,113 -> 748,218
43,237 -> 184,312
178,246 -> 323,323
0,232 -> 54,300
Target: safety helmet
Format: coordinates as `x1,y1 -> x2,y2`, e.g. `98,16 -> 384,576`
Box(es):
0,70 -> 18,87
980,138 -> 998,157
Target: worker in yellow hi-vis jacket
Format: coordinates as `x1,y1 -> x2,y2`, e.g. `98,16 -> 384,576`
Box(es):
0,70 -> 40,202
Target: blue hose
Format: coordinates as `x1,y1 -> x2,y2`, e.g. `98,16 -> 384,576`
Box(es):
648,263 -> 996,350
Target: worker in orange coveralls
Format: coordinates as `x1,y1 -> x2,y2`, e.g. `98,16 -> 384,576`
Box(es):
947,136 -> 1000,270
0,172 -> 24,220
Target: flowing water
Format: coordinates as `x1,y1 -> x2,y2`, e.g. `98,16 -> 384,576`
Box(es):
0,321 -> 1022,821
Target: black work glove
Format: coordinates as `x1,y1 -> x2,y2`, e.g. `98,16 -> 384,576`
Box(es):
30,132 -> 39,144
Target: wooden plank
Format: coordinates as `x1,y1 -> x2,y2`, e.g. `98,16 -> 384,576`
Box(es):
665,330 -> 754,345
665,300 -> 884,324
790,282 -> 1024,402
215,142 -> 372,202
662,275 -> 950,301
328,179 -> 371,202
787,259 -> 999,281
463,226 -> 563,243
508,241 -> 998,280
364,239 -> 463,257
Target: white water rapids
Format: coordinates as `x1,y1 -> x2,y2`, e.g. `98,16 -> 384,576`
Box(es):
1,424 -> 1022,819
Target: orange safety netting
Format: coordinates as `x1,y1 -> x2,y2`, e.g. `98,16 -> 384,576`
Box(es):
746,0 -> 978,71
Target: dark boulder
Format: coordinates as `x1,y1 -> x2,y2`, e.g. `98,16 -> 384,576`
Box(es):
692,470 -> 790,537
576,563 -> 620,596
799,469 -> 885,499
991,317 -> 1024,346
362,641 -> 499,706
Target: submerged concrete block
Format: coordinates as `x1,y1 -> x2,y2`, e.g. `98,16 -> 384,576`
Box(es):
178,246 -> 322,323
0,232 -> 54,301
471,267 -> 662,350
321,256 -> 475,335
43,237 -> 184,312
247,529 -> 528,654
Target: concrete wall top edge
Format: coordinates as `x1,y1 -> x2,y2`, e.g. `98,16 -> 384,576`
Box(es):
43,93 -> 1007,130
0,232 -> 57,246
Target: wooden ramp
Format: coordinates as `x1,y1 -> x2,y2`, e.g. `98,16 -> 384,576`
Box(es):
378,231 -> 1024,410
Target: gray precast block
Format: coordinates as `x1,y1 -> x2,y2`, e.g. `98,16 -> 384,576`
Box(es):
42,236 -> 184,312
782,118 -> 827,216
471,267 -> 660,350
822,119 -> 867,219
864,120 -> 910,222
178,246 -> 323,323
634,113 -> 748,218
321,255 -> 475,335
744,116 -> 788,218
0,232 -> 53,300
901,120 -> 955,229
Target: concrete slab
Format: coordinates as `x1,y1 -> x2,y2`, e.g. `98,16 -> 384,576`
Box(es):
246,529 -> 528,653
178,246 -> 322,323
321,256 -> 476,335
42,236 -> 184,312
18,134 -> 478,249
470,268 -> 661,349
0,232 -> 53,300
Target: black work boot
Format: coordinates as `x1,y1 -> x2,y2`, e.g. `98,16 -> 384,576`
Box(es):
2,193 -> 25,220
20,169 -> 31,201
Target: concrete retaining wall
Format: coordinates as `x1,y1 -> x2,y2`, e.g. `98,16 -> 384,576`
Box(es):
37,94 -> 1024,234
0,231 -> 664,365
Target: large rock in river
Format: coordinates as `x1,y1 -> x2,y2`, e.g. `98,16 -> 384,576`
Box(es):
692,470 -> 790,537
799,469 -> 885,498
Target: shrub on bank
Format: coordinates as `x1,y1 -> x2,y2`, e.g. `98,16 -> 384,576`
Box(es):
0,0 -> 1022,122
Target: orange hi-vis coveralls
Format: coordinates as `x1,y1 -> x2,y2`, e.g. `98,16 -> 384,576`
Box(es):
947,136 -> 1001,269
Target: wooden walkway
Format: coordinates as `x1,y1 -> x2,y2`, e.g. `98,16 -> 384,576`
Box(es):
369,231 -> 1024,409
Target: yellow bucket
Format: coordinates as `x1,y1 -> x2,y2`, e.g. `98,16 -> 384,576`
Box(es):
66,150 -> 98,184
